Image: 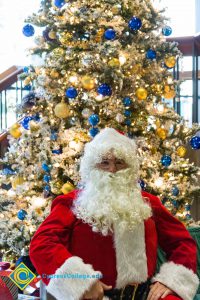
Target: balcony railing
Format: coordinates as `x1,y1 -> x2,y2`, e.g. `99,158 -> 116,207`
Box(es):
0,66 -> 25,131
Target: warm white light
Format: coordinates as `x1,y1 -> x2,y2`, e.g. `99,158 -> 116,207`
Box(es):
155,178 -> 164,188
96,94 -> 103,101
7,190 -> 16,197
156,104 -> 165,114
69,75 -> 78,84
32,197 -> 46,208
119,55 -> 126,65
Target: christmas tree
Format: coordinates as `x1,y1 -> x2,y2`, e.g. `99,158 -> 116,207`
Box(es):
1,0 -> 200,261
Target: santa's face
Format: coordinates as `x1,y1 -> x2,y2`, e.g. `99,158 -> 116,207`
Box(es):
95,151 -> 129,173
73,151 -> 152,235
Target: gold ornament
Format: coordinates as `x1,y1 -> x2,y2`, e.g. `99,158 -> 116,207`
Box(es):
108,58 -> 120,68
177,146 -> 187,158
164,85 -> 176,99
95,28 -> 104,42
164,56 -> 176,68
50,70 -> 59,78
129,64 -> 142,75
48,30 -> 56,40
111,4 -> 121,14
163,172 -> 170,179
54,100 -> 70,118
9,123 -> 22,139
12,176 -> 24,189
156,128 -> 168,140
24,77 -> 31,86
61,182 -> 75,194
81,75 -> 95,90
51,48 -> 65,59
50,180 -> 63,195
29,120 -> 40,132
59,32 -> 72,46
151,84 -> 163,95
35,208 -> 43,215
136,87 -> 148,100
150,146 -> 157,154
155,119 -> 161,128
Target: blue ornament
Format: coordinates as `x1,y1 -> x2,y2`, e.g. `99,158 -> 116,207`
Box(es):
66,87 -> 78,99
89,127 -> 99,137
23,67 -> 29,73
104,29 -> 116,40
22,24 -> 35,37
17,210 -> 27,221
52,148 -> 62,154
81,33 -> 90,41
43,175 -> 51,183
128,17 -> 142,31
162,26 -> 172,36
97,84 -> 112,96
186,213 -> 192,220
2,168 -> 15,175
124,119 -> 131,126
42,163 -> 51,172
124,110 -> 132,117
32,113 -> 40,122
88,114 -> 100,126
44,185 -> 51,192
172,200 -> 179,208
172,186 -> 179,196
51,131 -> 58,141
54,0 -> 65,8
146,49 -> 157,60
161,197 -> 168,205
138,179 -> 146,190
24,84 -> 32,90
123,97 -> 132,106
190,136 -> 200,149
161,155 -> 172,167
185,204 -> 191,211
21,116 -> 33,130
22,92 -> 37,109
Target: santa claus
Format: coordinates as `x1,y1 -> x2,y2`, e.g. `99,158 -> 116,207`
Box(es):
29,128 -> 199,300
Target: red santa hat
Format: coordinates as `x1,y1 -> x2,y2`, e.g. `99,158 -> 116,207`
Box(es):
80,128 -> 138,181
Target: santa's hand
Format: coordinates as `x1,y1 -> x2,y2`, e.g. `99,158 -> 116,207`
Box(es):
147,282 -> 176,300
83,281 -> 112,300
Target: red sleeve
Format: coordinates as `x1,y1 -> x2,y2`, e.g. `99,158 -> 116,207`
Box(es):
144,192 -> 197,272
29,195 -> 76,285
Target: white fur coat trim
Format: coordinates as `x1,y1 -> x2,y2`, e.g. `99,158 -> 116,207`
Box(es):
46,256 -> 102,300
152,261 -> 199,300
114,222 -> 148,288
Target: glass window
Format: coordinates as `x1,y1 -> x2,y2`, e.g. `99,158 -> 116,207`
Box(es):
180,97 -> 193,127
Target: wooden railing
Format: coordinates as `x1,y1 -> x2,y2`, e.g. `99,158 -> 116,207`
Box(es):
0,66 -> 23,92
167,33 -> 200,56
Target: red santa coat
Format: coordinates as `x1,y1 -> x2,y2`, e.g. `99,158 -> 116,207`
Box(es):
29,190 -> 199,300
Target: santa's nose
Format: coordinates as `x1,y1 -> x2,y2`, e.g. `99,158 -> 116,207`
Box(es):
108,163 -> 117,173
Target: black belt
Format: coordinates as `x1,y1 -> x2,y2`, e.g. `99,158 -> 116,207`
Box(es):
104,279 -> 151,300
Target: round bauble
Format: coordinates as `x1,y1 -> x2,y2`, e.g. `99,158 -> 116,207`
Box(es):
135,87 -> 148,100
54,101 -> 70,118
61,182 -> 75,194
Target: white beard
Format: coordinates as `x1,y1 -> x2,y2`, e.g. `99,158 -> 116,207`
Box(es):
72,168 -> 152,235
